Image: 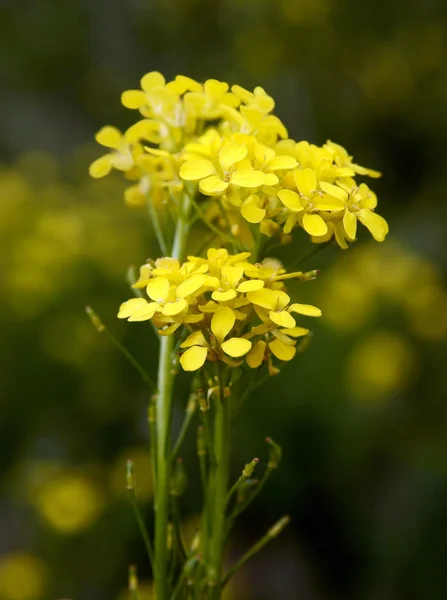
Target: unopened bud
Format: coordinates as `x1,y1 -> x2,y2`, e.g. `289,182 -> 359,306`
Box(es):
190,530 -> 200,553
242,457 -> 259,478
186,393 -> 197,415
148,397 -> 157,423
85,306 -> 105,332
197,426 -> 206,457
301,269 -> 320,281
126,459 -> 135,491
198,388 -> 209,412
167,521 -> 174,550
170,457 -> 188,496
236,478 -> 259,504
280,233 -> 293,245
268,515 -> 291,538
128,565 -> 138,591
266,437 -> 282,469
260,219 -> 280,238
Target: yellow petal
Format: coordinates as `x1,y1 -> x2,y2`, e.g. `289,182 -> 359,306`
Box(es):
179,160 -> 215,181
146,277 -> 170,302
294,168 -> 316,197
273,290 -> 291,309
237,279 -> 264,293
312,194 -> 346,211
141,71 -> 165,91
230,170 -> 265,188
128,302 -> 160,321
246,340 -> 266,368
288,303 -> 322,317
199,175 -> 229,195
343,210 -> 357,240
281,327 -> 309,337
219,144 -> 247,170
211,306 -> 236,343
247,288 -> 278,310
117,298 -> 149,319
176,274 -> 206,298
221,265 -> 244,287
89,155 -> 112,178
241,199 -> 266,223
319,181 -> 348,201
212,290 -> 237,302
95,126 -> 122,149
254,143 -> 275,163
269,339 -> 296,361
269,310 -> 296,329
357,209 -> 389,242
302,213 -> 328,237
263,173 -> 279,186
269,156 -> 298,170
278,189 -> 303,212
121,90 -> 146,109
180,331 -> 208,348
180,346 -> 208,371
221,337 -> 252,357
162,298 -> 188,316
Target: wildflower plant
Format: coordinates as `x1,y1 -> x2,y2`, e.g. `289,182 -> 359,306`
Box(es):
88,72 -> 388,599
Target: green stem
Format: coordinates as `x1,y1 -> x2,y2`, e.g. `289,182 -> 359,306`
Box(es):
153,193 -> 191,600
148,198 -> 168,256
207,365 -> 231,598
222,516 -> 290,588
128,488 -> 154,568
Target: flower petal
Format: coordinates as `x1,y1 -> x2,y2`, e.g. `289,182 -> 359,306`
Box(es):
269,156 -> 298,170
288,303 -> 322,317
199,175 -> 229,195
278,189 -> 303,212
179,160 -> 216,181
246,340 -> 266,368
146,277 -> 170,302
180,346 -> 208,371
221,337 -> 252,357
180,331 -> 208,348
302,213 -> 328,237
241,198 -> 266,223
89,155 -> 112,178
319,181 -> 348,201
269,310 -> 296,329
95,126 -> 122,149
237,279 -> 264,293
247,288 -> 278,310
211,306 -> 236,343
281,327 -> 309,337
117,298 -> 149,319
212,289 -> 237,302
269,339 -> 296,361
230,170 -> 265,188
343,210 -> 357,240
219,144 -> 247,170
128,302 -> 160,321
141,71 -> 165,91
357,209 -> 389,242
312,194 -> 346,211
294,168 -> 316,197
121,90 -> 146,109
162,298 -> 188,316
176,274 -> 206,298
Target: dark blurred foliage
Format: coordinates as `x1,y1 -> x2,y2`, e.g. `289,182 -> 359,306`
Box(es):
1,1 -> 447,599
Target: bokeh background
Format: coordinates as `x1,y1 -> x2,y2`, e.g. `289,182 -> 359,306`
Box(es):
1,1 -> 447,599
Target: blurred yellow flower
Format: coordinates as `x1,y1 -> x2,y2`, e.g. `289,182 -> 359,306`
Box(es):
0,553 -> 48,600
346,331 -> 416,402
35,473 -> 104,534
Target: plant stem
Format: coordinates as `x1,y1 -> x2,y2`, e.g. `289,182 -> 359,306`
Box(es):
153,193 -> 191,600
222,515 -> 291,588
207,365 -> 231,598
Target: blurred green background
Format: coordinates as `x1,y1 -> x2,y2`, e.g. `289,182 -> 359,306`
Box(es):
1,1 -> 447,599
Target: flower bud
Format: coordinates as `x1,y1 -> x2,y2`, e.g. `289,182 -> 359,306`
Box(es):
170,458 -> 188,496
85,306 -> 105,332
266,437 -> 282,469
126,459 -> 135,491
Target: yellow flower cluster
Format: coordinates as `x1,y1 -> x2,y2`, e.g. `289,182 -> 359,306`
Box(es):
118,249 -> 321,373
89,72 -> 388,247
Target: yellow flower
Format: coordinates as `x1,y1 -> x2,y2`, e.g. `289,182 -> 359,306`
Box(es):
118,249 -> 321,373
180,140 -> 267,195
89,122 -> 156,178
184,78 -> 240,120
278,168 -> 346,235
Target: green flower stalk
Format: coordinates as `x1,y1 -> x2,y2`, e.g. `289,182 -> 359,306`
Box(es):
89,71 -> 388,599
